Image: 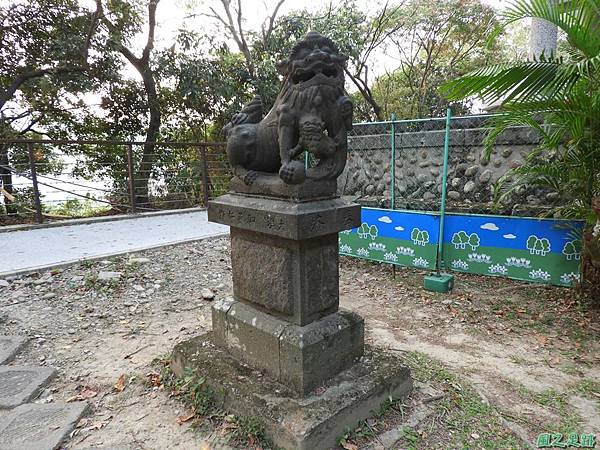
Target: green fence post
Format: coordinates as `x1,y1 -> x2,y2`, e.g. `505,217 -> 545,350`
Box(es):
304,148 -> 309,171
424,108 -> 454,292
390,113 -> 397,210
437,107 -> 452,274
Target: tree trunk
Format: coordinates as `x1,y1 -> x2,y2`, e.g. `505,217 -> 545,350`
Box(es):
581,197 -> 600,305
0,145 -> 16,215
134,67 -> 161,208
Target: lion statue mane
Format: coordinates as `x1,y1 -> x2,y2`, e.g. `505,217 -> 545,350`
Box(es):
223,31 -> 353,187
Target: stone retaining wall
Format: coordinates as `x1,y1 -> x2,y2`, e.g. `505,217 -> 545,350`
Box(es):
339,124 -> 557,216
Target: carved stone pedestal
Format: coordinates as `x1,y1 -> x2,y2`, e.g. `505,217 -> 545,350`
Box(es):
207,192 -> 363,394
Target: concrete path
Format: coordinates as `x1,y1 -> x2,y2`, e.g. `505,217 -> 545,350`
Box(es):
1,210 -> 228,276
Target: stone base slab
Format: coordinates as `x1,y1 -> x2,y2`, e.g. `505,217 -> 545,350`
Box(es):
230,175 -> 338,202
171,334 -> 412,450
0,335 -> 28,365
212,299 -> 364,394
0,366 -> 57,409
0,402 -> 88,450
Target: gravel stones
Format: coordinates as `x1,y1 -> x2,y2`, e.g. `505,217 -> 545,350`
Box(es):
97,271 -> 122,282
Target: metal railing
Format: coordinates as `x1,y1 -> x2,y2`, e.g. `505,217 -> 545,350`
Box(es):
0,139 -> 229,224
343,112 -> 545,215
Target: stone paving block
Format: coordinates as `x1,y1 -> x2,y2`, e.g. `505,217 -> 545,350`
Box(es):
0,366 -> 57,409
0,402 -> 88,450
0,335 -> 28,365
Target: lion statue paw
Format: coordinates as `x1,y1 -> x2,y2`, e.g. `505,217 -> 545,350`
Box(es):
279,161 -> 306,185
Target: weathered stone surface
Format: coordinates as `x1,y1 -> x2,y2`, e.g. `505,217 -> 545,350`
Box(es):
210,302 -> 364,394
231,230 -> 294,315
0,402 -> 88,450
230,176 -> 338,201
208,194 -> 360,241
0,335 -> 27,365
230,228 -> 338,324
342,124 -> 545,211
464,180 -> 476,194
0,366 -> 57,409
479,169 -> 493,184
216,301 -> 288,377
465,165 -> 479,177
211,297 -> 235,345
279,309 -> 364,393
448,190 -> 461,200
172,334 -> 412,450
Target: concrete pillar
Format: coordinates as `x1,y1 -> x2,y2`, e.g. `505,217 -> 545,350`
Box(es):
528,1 -> 558,60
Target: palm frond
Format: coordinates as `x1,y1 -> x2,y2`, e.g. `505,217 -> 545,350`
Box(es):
502,0 -> 600,57
440,59 -> 586,104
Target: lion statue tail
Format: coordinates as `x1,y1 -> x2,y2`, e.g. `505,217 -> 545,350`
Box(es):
223,95 -> 263,137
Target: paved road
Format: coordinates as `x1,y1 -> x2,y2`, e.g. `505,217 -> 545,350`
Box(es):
1,211 -> 229,276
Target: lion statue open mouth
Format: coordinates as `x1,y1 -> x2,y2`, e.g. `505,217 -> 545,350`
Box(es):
222,31 -> 353,188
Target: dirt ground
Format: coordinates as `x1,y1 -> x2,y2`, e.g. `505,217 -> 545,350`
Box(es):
0,236 -> 598,449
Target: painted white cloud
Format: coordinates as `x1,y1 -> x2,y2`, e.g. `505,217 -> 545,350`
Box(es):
480,222 -> 499,231
394,226 -> 405,231
503,233 -> 517,240
378,216 -> 392,224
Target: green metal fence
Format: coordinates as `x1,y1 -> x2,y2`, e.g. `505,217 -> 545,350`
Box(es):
342,112 -> 548,216
338,112 -> 584,287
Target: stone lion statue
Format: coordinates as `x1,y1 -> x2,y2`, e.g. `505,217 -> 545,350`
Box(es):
223,31 -> 353,187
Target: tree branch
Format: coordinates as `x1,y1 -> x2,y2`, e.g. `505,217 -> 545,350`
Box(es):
262,0 -> 286,45
141,0 -> 159,63
0,1 -> 102,112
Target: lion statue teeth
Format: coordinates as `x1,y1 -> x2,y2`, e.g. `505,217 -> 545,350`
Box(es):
223,31 -> 353,188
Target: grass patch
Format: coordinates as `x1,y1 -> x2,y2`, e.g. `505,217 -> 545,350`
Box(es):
514,384 -> 583,435
155,358 -> 278,450
339,352 -> 525,449
572,379 -> 600,396
404,351 -> 525,450
337,395 -> 407,447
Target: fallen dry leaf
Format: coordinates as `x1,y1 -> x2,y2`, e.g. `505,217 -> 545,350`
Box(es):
176,411 -> 196,425
67,386 -> 98,402
534,334 -> 549,345
113,374 -> 126,392
146,372 -> 161,387
77,418 -> 92,428
340,440 -> 359,450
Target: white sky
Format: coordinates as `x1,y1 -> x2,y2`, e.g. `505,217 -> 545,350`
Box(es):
155,0 -> 509,48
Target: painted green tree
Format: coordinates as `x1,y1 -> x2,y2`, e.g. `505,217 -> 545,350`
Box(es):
411,228 -> 420,243
563,241 -> 576,260
451,233 -> 462,248
457,231 -> 469,249
420,230 -> 430,245
357,223 -> 370,239
369,225 -> 378,240
534,239 -> 544,255
540,238 -> 551,256
468,233 -> 480,251
573,239 -> 583,260
526,236 -> 538,254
